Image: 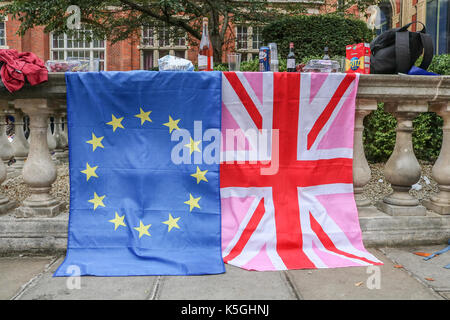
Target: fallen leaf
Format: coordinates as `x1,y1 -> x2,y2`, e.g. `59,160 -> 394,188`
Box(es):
354,281 -> 363,287
413,252 -> 432,257
424,277 -> 435,281
394,265 -> 403,268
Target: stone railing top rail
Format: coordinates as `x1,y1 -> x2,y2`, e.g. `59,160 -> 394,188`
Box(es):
0,73 -> 448,103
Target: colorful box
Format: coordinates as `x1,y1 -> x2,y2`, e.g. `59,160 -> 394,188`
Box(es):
345,43 -> 371,74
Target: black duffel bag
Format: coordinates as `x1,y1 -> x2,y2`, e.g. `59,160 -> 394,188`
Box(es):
370,21 -> 434,74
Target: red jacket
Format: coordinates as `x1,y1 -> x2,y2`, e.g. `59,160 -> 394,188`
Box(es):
0,49 -> 48,93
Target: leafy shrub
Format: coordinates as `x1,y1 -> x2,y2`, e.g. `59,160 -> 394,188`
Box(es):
363,103 -> 397,163
262,14 -> 373,61
363,54 -> 449,163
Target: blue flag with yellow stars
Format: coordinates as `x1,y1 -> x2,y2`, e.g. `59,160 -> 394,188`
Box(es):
54,71 -> 225,276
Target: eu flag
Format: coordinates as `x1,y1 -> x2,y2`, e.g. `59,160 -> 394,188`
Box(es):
54,71 -> 225,276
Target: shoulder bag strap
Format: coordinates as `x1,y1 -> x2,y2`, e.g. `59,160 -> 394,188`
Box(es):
418,32 -> 434,70
395,31 -> 411,73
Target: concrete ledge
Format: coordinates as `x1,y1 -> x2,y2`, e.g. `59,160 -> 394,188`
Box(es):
0,212 -> 69,253
360,210 -> 450,247
0,209 -> 449,253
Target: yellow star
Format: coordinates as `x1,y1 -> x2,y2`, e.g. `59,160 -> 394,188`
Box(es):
162,213 -> 181,232
191,166 -> 208,184
184,137 -> 201,155
106,114 -> 125,132
163,115 -> 180,133
134,220 -> 151,238
135,107 -> 152,125
88,192 -> 106,210
109,212 -> 126,231
80,163 -> 98,181
86,133 -> 104,151
184,193 -> 201,212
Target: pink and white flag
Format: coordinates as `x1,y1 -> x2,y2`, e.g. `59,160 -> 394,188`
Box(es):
220,72 -> 382,270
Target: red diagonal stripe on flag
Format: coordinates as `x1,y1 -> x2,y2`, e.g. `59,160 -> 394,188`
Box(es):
224,72 -> 263,130
223,198 -> 266,263
309,212 -> 382,265
307,74 -> 355,150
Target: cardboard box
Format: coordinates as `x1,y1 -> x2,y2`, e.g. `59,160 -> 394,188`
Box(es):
345,43 -> 371,74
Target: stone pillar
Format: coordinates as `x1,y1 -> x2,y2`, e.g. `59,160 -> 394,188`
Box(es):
61,112 -> 69,157
377,101 -> 427,216
14,99 -> 65,218
353,99 -> 378,214
47,116 -> 57,153
0,153 -> 17,214
423,102 -> 450,214
0,101 -> 15,174
10,109 -> 29,171
53,111 -> 66,163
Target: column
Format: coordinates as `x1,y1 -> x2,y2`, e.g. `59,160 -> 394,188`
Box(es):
14,99 -> 65,218
353,99 -> 378,214
47,116 -> 57,153
0,101 -> 15,174
423,102 -> 450,214
377,101 -> 427,216
0,152 -> 17,214
53,111 -> 66,163
10,108 -> 29,171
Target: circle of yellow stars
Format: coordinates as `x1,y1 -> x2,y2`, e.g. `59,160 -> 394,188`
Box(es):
82,106 -> 209,240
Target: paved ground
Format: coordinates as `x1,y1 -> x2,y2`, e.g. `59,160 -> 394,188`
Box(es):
1,246 -> 448,300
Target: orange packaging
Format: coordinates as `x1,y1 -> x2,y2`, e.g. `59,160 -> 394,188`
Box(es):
345,43 -> 371,74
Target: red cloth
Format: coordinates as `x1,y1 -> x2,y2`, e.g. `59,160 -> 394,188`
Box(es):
0,49 -> 48,92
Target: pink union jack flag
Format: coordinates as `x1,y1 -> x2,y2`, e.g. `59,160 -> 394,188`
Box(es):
220,72 -> 382,270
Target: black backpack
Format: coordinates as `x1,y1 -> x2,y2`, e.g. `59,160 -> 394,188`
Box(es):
370,21 -> 434,74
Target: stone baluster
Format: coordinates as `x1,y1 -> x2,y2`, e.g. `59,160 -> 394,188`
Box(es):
0,154 -> 16,214
0,101 -> 17,214
423,102 -> 450,214
62,112 -> 68,143
53,112 -> 65,163
353,99 -> 378,214
10,108 -> 29,171
0,101 -> 15,174
14,99 -> 65,217
377,101 -> 427,216
47,116 -> 57,154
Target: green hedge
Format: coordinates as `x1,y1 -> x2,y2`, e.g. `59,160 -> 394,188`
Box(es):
261,14 -> 373,61
363,54 -> 449,163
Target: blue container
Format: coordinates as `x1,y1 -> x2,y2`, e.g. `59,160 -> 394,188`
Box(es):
259,46 -> 270,72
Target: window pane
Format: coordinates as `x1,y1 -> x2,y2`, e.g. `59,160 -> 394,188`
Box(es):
158,23 -> 170,46
174,50 -> 185,58
142,25 -> 154,46
143,50 -> 154,70
237,26 -> 247,50
252,26 -> 262,49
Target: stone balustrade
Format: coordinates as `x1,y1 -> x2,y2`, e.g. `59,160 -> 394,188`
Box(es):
0,73 -> 449,251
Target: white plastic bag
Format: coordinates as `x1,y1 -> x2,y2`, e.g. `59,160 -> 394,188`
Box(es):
158,55 -> 194,71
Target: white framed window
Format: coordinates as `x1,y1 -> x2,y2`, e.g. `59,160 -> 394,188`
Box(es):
50,26 -> 106,70
0,16 -> 7,47
140,23 -> 188,70
236,26 -> 248,50
236,25 -> 263,61
252,26 -> 263,50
